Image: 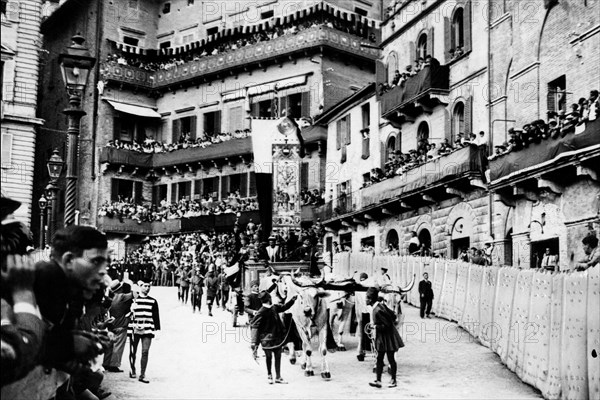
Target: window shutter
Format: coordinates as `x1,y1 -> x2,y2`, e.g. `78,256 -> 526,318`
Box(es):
347,180 -> 352,210
345,116 -> 351,145
427,27 -> 434,58
465,96 -> 473,135
194,179 -> 203,199
380,141 -> 387,169
251,102 -> 259,118
362,136 -> 370,159
444,109 -> 452,143
300,162 -> 309,189
1,134 -> 13,165
376,60 -> 386,85
270,98 -> 278,118
409,41 -> 416,67
214,111 -> 222,134
240,172 -> 248,197
300,91 -> 310,118
249,172 -> 257,196
341,144 -> 347,163
134,181 -> 143,203
464,0 -> 472,53
189,115 -> 197,140
111,179 -> 119,201
336,120 -> 342,150
547,90 -> 556,114
171,183 -> 177,203
113,117 -> 121,140
444,17 -> 452,63
279,96 -> 288,118
172,118 -> 181,142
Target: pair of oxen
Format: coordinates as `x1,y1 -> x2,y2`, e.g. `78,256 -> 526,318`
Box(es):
257,272 -> 415,380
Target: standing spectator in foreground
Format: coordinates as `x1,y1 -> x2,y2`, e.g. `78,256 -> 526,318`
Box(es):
250,291 -> 297,384
575,234 -> 599,271
418,272 -> 434,319
103,280 -> 137,373
366,287 -> 403,389
205,270 -> 219,316
128,279 -> 160,383
218,269 -> 230,311
190,268 -> 204,313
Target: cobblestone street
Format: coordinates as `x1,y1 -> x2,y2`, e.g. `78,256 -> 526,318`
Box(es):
104,287 -> 542,399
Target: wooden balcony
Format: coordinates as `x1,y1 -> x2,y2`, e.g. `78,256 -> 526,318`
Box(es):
380,65 -> 450,124
101,26 -> 379,90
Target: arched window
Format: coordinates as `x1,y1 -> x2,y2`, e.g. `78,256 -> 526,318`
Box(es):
452,102 -> 465,143
387,52 -> 398,83
417,121 -> 429,142
417,33 -> 427,60
452,8 -> 464,50
385,135 -> 396,161
386,229 -> 399,251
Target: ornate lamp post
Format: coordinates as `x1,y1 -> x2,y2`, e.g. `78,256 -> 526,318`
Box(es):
46,149 -> 64,240
38,195 -> 48,248
58,34 -> 96,226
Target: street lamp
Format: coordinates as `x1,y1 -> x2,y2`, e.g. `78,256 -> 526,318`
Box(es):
59,34 -> 96,226
45,149 -> 64,242
38,195 -> 47,248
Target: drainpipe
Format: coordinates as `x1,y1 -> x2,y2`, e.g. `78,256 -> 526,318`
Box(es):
90,0 -> 103,180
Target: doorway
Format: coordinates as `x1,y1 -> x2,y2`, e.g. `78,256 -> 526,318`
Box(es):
418,228 -> 432,255
531,237 -> 559,270
451,237 -> 470,259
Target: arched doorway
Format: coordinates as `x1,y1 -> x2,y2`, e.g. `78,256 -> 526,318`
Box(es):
417,121 -> 429,142
386,229 -> 399,251
418,228 -> 432,255
385,135 -> 396,162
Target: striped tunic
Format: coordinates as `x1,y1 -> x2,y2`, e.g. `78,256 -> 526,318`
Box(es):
128,296 -> 161,337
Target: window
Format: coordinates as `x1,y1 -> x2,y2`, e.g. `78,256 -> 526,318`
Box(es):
362,172 -> 371,185
361,236 -> 375,249
152,184 -> 168,205
417,121 -> 430,142
258,99 -> 274,118
385,135 -> 396,161
300,162 -> 309,190
361,103 -> 370,159
340,232 -> 352,251
452,8 -> 464,51
336,180 -> 352,213
176,181 -> 192,201
113,116 -> 146,143
200,177 -> 219,199
162,2 -> 170,14
172,115 -> 197,142
206,26 -> 218,36
336,115 -> 351,162
159,41 -> 171,49
386,230 -> 399,251
187,0 -> 194,5
261,10 -> 273,19
203,110 -> 221,135
182,34 -> 195,43
355,7 -> 368,16
123,36 -> 139,46
417,33 -> 427,60
547,75 -> 567,114
111,179 -> 143,202
387,52 -> 398,84
452,102 -> 465,144
361,103 -> 370,129
279,92 -> 310,118
229,106 -> 243,132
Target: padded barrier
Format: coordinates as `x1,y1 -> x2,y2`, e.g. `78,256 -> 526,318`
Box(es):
330,253 -> 598,399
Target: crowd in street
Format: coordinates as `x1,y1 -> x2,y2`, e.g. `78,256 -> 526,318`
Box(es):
107,14 -> 377,73
489,89 -> 599,160
106,129 -> 251,154
98,195 -> 259,222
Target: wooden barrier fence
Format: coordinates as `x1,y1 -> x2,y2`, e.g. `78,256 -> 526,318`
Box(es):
331,253 -> 599,400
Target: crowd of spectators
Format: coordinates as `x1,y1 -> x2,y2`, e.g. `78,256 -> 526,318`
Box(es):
362,131 -> 486,189
300,188 -> 325,206
106,129 -> 251,154
107,14 -> 377,73
98,194 -> 259,223
378,54 -> 441,96
489,89 -> 599,160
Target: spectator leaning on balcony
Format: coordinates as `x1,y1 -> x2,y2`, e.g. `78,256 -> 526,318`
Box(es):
575,234 -> 599,271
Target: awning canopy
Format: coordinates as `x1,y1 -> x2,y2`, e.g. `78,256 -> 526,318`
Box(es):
106,100 -> 161,118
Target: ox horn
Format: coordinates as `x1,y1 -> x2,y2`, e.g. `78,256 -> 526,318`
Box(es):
399,274 -> 417,293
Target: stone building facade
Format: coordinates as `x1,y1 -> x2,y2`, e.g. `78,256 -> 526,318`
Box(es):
34,0 -> 379,250
1,0 -> 44,226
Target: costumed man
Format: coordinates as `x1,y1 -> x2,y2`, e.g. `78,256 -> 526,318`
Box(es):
250,291 -> 298,384
244,280 -> 262,318
366,287 -> 403,389
288,238 -> 313,262
205,270 -> 219,316
418,272 -> 434,319
376,266 -> 392,287
260,236 -> 281,262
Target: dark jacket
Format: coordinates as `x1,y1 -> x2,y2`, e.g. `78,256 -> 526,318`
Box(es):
205,276 -> 219,298
250,298 -> 296,348
373,302 -> 404,352
244,292 -> 262,317
418,280 -> 434,300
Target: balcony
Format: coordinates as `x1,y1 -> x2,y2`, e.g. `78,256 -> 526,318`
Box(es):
322,145 -> 486,227
489,119 -> 600,203
97,210 -> 260,235
380,65 -> 450,123
101,26 -> 379,90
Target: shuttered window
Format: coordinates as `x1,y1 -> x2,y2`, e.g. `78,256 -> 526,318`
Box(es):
1,133 -> 12,165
